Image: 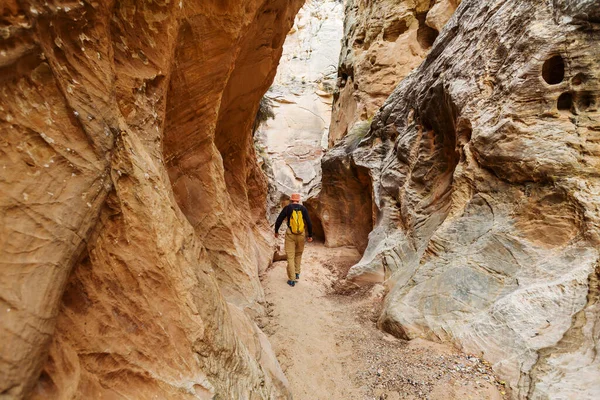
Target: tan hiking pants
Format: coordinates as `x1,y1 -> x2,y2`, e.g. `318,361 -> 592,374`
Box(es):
285,229 -> 305,280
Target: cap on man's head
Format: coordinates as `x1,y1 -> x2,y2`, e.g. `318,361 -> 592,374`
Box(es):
290,193 -> 301,202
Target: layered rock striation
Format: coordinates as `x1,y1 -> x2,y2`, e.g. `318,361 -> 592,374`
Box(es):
329,0 -> 461,147
0,0 -> 302,398
323,0 -> 600,398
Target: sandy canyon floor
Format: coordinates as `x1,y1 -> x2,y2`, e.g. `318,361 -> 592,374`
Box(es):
260,243 -> 510,400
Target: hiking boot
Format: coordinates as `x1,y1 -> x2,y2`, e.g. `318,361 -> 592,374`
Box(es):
295,273 -> 300,280
287,280 -> 295,287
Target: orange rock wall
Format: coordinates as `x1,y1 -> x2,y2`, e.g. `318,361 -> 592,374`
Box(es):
0,0 -> 302,398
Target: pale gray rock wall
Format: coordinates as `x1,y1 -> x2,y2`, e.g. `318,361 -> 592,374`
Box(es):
324,0 -> 600,398
256,0 -> 344,222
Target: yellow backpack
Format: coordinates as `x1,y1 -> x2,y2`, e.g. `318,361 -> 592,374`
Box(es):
289,208 -> 305,234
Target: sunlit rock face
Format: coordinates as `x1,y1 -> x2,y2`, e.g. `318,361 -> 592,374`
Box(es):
323,0 -> 600,398
329,0 -> 460,147
255,0 -> 344,222
0,0 -> 302,398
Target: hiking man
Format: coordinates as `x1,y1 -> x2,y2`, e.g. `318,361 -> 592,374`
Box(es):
274,193 -> 313,287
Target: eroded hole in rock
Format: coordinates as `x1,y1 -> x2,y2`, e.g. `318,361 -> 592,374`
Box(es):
383,19 -> 408,42
571,72 -> 586,85
338,63 -> 354,88
34,370 -> 58,398
542,55 -> 565,84
557,92 -> 573,111
576,92 -> 595,110
416,12 -> 439,50
354,30 -> 366,47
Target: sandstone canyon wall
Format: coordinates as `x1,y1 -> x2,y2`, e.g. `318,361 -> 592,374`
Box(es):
322,0 -> 600,398
329,0 -> 461,147
320,0 -> 460,250
255,0 -> 343,223
0,0 -> 302,398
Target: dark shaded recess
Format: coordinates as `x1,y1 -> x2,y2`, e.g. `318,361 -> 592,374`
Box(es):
421,19 -> 459,71
542,55 -> 565,84
571,72 -> 586,85
303,199 -> 325,241
576,92 -> 595,110
557,92 -> 573,111
144,74 -> 166,97
33,370 -> 58,399
416,12 -> 439,50
379,315 -> 411,340
419,84 -> 460,169
353,30 -> 366,47
383,19 -> 409,42
411,84 -> 460,219
60,255 -> 94,315
320,156 -> 374,253
495,43 -> 508,60
338,63 -> 354,88
456,118 -> 473,162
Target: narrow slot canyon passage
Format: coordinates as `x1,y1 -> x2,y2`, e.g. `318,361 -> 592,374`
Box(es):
254,2 -> 505,399
3,0 -> 599,399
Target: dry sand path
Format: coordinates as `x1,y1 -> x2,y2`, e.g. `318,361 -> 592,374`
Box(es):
260,243 -> 509,400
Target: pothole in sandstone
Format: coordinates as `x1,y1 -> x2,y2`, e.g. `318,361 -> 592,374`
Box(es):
557,92 -> 574,112
542,54 -> 565,85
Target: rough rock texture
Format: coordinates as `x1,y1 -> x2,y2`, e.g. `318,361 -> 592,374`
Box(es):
323,0 -> 600,398
0,0 -> 302,398
255,0 -> 343,222
329,0 -> 460,147
319,143 -> 375,253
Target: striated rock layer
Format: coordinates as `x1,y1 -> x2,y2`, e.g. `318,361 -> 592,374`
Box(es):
329,0 -> 460,147
0,0 -> 302,398
322,0 -> 600,398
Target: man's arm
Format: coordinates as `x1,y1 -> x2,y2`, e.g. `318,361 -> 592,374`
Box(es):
274,205 -> 288,235
301,206 -> 313,238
